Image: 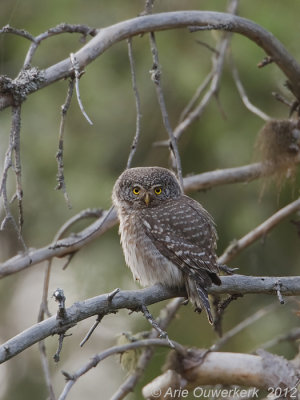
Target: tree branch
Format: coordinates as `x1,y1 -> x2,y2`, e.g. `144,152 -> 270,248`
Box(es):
142,350 -> 299,398
58,338 -> 185,400
1,275 -> 300,364
0,160 -> 298,278
218,196 -> 300,265
2,11 -> 300,109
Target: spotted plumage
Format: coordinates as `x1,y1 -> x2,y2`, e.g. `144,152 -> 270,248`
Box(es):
112,166 -> 221,323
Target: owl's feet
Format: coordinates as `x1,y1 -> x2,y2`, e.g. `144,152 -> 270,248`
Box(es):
140,304 -> 175,348
219,264 -> 239,275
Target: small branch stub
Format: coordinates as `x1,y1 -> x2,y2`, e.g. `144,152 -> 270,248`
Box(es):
53,288 -> 67,320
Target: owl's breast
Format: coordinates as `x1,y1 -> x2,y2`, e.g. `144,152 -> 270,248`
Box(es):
118,212 -> 183,288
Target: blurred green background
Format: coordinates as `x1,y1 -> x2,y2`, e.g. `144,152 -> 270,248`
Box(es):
0,1 -> 299,399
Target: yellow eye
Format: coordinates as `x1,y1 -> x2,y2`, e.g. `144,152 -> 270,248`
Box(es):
154,187 -> 162,195
132,187 -> 140,195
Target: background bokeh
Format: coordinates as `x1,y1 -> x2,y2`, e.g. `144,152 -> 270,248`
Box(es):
0,1 -> 299,399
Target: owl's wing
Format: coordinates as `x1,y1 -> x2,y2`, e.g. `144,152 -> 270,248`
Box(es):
141,196 -> 220,286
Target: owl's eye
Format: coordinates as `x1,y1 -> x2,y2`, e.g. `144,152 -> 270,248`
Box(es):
132,187 -> 140,195
154,187 -> 162,195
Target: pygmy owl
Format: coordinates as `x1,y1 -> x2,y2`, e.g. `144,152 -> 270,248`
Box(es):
112,167 -> 221,323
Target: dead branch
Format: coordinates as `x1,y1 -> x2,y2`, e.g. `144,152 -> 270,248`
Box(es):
218,196 -> 300,265
110,298 -> 182,400
230,52 -> 271,121
58,338 -> 185,400
126,38 -> 142,169
2,11 -> 300,110
55,77 -> 75,208
1,275 -> 300,364
149,31 -> 183,188
23,23 -> 97,68
142,350 -> 299,399
0,159 -> 298,278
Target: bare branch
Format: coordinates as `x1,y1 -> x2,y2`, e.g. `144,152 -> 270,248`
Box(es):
172,0 -> 238,142
211,303 -> 278,351
0,24 -> 36,42
24,23 -> 97,68
1,276 -> 300,364
0,105 -> 26,249
218,196 -> 300,265
149,32 -> 183,189
58,338 -> 184,400
255,327 -> 300,351
70,53 -> 93,125
230,53 -> 271,121
110,298 -> 182,400
178,71 -> 213,124
2,12 -> 300,108
126,38 -> 142,169
0,207 -> 116,278
55,78 -> 75,208
142,350 -> 299,397
1,160 -> 298,278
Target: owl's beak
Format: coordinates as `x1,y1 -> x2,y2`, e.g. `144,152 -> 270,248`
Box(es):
144,192 -> 150,206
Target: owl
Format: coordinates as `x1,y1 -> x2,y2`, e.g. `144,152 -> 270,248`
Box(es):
112,167 -> 221,324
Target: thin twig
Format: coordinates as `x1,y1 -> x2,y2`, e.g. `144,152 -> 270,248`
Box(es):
1,277 -> 300,363
56,78 -> 75,208
218,196 -> 300,265
53,333 -> 67,363
272,92 -> 293,108
141,0 -> 155,15
110,298 -> 182,400
37,208 -> 103,399
24,23 -> 97,68
38,341 -> 56,400
211,302 -> 278,351
0,105 -> 26,249
2,11 -> 300,111
58,339 -> 185,400
213,294 -> 243,337
254,327 -> 300,351
171,0 -> 239,143
0,24 -> 36,42
80,314 -> 104,348
149,32 -> 183,189
230,53 -> 271,121
126,38 -> 142,169
70,53 -> 93,125
140,304 -> 174,348
178,71 -> 213,124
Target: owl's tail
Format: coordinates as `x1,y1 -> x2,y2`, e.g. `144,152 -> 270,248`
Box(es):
185,275 -> 217,324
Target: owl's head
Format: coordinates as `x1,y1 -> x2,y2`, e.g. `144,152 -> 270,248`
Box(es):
112,167 -> 182,209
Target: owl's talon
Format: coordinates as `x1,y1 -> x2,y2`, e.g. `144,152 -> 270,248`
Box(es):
181,298 -> 189,306
219,265 -> 239,275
